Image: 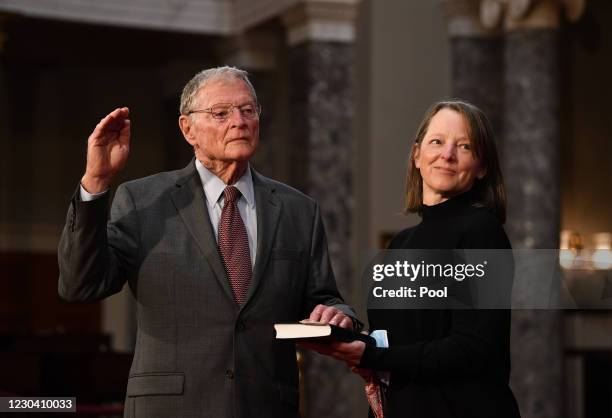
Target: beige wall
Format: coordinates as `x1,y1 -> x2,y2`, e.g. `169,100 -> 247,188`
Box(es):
354,0 -> 451,254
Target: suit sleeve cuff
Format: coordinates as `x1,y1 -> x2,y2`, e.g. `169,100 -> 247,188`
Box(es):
80,185 -> 109,202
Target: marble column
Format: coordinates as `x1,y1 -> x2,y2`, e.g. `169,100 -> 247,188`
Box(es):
282,2 -> 360,417
500,1 -> 582,417
443,0 -> 503,135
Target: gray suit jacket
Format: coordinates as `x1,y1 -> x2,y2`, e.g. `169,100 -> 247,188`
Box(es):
58,160 -> 355,418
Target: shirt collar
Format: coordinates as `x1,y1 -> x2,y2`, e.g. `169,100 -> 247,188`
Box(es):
195,159 -> 255,208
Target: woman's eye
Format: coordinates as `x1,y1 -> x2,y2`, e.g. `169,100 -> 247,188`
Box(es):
429,139 -> 442,145
459,143 -> 471,150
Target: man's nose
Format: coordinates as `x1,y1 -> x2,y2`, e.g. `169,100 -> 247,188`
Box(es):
228,107 -> 247,127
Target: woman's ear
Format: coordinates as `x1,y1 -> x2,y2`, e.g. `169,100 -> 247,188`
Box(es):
413,144 -> 421,169
477,166 -> 487,179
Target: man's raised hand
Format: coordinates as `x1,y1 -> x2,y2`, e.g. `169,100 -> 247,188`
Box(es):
81,107 -> 131,194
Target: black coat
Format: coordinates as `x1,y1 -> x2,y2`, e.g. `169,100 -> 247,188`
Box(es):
360,190 -> 521,418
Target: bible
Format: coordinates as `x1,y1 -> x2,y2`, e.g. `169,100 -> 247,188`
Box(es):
274,321 -> 375,345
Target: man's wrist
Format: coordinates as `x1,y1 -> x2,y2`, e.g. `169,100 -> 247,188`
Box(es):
81,174 -> 111,194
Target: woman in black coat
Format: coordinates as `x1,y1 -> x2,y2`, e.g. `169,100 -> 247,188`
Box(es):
321,100 -> 521,418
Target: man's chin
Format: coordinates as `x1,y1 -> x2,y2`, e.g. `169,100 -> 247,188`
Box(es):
222,151 -> 256,163
225,144 -> 257,161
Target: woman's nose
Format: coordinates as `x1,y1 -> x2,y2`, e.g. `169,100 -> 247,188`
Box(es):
440,144 -> 457,161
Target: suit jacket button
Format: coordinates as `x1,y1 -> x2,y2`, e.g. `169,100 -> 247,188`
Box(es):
236,321 -> 246,331
225,369 -> 234,379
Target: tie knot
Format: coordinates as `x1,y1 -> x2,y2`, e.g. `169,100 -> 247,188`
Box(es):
223,186 -> 241,204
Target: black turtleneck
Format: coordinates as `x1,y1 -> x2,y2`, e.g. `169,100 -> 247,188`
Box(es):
391,188 -> 510,250
360,189 -> 520,418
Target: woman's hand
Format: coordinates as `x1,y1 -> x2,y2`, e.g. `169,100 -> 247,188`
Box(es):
298,340 -> 366,368
329,340 -> 366,367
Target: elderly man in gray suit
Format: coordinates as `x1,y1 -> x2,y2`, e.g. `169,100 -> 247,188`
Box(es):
58,66 -> 359,418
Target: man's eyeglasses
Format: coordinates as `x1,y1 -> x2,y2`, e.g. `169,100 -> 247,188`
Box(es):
188,102 -> 261,121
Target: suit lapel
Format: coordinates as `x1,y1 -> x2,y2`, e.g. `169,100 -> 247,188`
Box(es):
170,160 -> 236,303
242,170 -> 282,309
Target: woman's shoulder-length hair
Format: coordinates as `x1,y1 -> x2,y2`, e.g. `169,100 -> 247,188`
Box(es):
405,99 -> 507,224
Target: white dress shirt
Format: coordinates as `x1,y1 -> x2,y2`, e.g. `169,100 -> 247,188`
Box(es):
195,159 -> 257,266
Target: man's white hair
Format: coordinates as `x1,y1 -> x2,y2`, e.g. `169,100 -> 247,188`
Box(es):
179,66 -> 258,115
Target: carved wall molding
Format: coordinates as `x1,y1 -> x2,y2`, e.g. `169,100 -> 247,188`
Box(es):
216,31 -> 279,71
445,0 -> 586,34
281,0 -> 360,45
443,0 -> 499,37
0,0 -> 233,35
0,0 -> 361,42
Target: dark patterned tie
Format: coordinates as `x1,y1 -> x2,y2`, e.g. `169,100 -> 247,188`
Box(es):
218,186 -> 252,305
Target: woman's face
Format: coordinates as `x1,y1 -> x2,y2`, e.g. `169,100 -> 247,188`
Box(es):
414,108 -> 485,204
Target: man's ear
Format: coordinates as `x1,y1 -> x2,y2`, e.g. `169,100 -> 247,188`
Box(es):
178,115 -> 196,146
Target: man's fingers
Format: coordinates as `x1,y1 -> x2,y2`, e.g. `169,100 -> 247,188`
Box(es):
93,107 -> 130,136
118,119 -> 131,146
109,106 -> 129,120
319,307 -> 340,323
106,107 -> 130,131
88,108 -> 131,148
337,316 -> 353,329
306,305 -> 352,330
327,312 -> 346,326
308,304 -> 326,322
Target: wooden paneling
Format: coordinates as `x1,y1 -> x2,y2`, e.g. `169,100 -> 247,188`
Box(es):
0,252 -> 100,333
